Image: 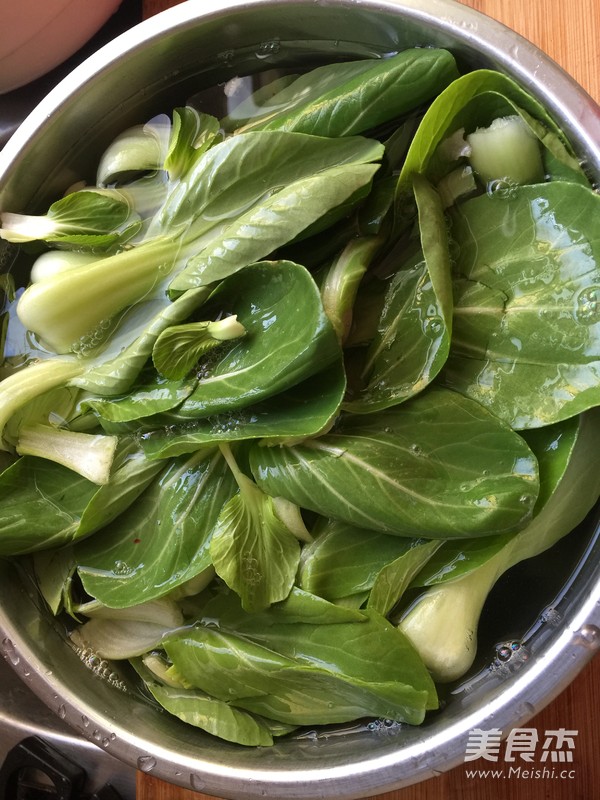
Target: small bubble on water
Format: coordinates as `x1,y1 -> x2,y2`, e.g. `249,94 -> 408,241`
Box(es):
0,241 -> 17,270
540,606 -> 561,626
573,624 -> 600,651
241,553 -> 261,586
519,701 -> 536,718
423,315 -> 443,337
575,286 -> 600,324
255,39 -> 281,59
137,755 -> 157,773
494,640 -> 529,671
486,178 -> 518,199
497,642 -> 517,661
217,49 -> 234,66
190,774 -> 206,791
2,637 -> 20,666
366,718 -> 401,735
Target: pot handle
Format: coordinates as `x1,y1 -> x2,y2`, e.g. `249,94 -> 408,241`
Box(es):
0,736 -> 123,799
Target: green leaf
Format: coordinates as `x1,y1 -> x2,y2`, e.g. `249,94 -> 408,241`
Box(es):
223,49 -> 459,137
408,531 -> 516,590
367,540 -> 443,616
405,417 -> 577,592
152,316 -> 246,380
204,586 -> 366,627
0,456 -> 98,555
83,372 -> 198,423
168,262 -> 341,420
69,286 -> 211,396
498,409 -> 600,565
157,130 -> 383,241
0,189 -> 137,248
320,236 -> 382,342
164,108 -> 221,181
0,439 -> 162,555
75,448 -> 236,608
202,589 -> 435,696
33,548 -> 76,615
399,408 -> 600,682
139,360 -> 346,458
131,658 -> 274,746
249,387 -> 539,539
163,625 -> 431,725
31,443 -> 167,611
169,163 -> 381,291
345,174 -> 453,411
16,132 -> 381,355
77,440 -> 167,537
443,182 -> 600,428
209,444 -> 301,612
298,519 -> 421,600
163,597 -> 437,726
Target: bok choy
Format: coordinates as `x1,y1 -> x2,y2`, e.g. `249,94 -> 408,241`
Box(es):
0,48 -> 598,748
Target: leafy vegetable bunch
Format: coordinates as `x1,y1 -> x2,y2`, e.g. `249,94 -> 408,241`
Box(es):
1,47 -> 599,747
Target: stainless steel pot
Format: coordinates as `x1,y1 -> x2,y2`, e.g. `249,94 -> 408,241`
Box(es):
0,1 -> 599,797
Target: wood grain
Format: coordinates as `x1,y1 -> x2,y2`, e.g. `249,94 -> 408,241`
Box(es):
137,0 -> 599,797
466,0 -> 600,102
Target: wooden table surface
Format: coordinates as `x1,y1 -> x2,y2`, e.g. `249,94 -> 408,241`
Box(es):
137,1 -> 600,798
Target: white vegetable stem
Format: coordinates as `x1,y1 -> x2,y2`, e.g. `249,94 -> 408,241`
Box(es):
399,558 -> 497,683
0,359 -> 84,450
208,315 -> 246,341
30,251 -> 102,284
466,115 -> 544,186
16,237 -> 175,354
16,424 -> 118,485
0,212 -> 59,242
